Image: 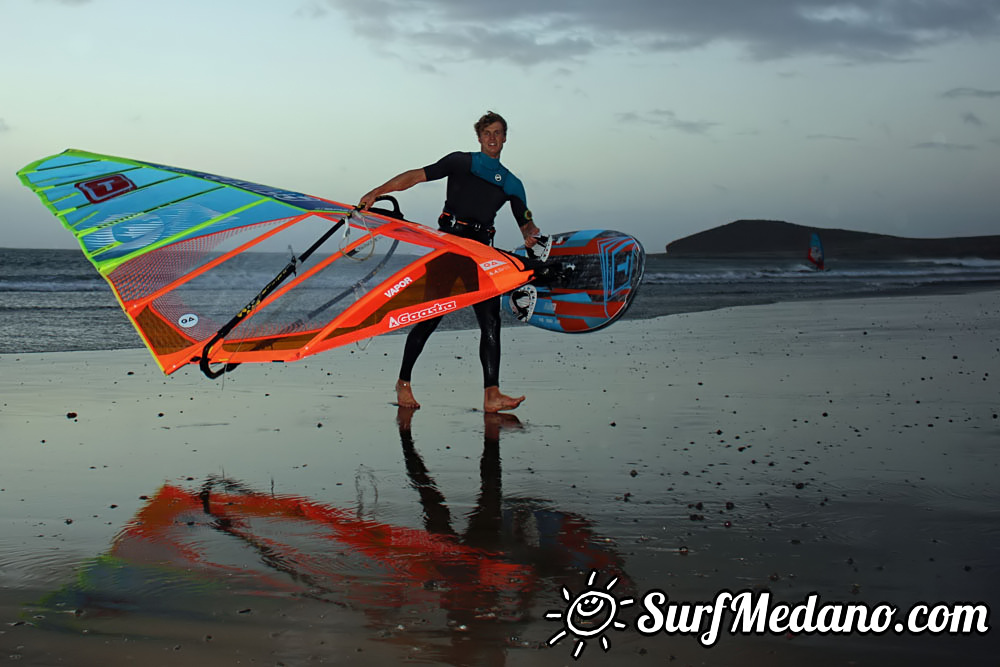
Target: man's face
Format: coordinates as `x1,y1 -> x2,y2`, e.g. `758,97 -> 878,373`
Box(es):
478,121 -> 506,159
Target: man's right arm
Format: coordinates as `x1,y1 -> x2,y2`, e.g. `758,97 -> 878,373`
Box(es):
359,168 -> 427,210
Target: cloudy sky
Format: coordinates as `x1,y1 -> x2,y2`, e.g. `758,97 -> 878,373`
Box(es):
2,0 -> 998,251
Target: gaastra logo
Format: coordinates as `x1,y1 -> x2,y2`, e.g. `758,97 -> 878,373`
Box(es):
479,260 -> 506,271
494,173 -> 502,183
388,300 -> 457,329
384,276 -> 413,298
76,174 -> 137,203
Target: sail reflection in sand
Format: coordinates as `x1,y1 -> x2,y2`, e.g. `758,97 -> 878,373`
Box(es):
35,411 -> 626,663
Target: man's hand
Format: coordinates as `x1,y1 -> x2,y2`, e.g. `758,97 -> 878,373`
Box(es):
358,188 -> 381,210
521,223 -> 542,247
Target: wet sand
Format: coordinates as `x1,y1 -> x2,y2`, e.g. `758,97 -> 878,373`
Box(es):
1,291 -> 997,666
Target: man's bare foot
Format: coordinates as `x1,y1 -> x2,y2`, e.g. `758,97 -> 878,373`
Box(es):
484,386 -> 525,413
396,380 -> 420,409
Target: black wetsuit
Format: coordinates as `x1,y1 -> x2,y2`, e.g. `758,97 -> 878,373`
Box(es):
398,151 -> 532,388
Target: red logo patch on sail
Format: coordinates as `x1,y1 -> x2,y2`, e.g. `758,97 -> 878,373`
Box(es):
76,174 -> 136,203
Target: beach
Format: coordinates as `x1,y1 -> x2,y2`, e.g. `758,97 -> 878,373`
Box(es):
1,290 -> 997,665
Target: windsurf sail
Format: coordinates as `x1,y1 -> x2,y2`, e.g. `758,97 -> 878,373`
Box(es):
18,149 -> 535,377
807,232 -> 825,270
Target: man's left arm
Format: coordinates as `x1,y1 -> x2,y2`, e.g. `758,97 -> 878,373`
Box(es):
517,207 -> 542,247
506,176 -> 542,247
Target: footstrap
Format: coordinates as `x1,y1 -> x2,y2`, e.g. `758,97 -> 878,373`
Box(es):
509,284 -> 538,322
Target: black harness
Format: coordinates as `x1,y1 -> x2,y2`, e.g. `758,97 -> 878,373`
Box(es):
438,211 -> 495,245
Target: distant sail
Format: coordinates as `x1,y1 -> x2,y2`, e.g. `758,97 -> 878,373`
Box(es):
807,232 -> 825,270
18,149 -> 535,377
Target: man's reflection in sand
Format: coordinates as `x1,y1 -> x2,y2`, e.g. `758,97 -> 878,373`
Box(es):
393,407 -> 527,664
392,407 -> 625,665
397,407 -> 518,545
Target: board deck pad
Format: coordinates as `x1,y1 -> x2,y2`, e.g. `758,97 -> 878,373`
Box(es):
508,229 -> 645,333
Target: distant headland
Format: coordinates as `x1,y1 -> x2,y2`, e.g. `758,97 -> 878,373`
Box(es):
664,220 -> 1000,259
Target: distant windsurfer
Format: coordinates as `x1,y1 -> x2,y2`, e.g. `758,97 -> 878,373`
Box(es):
360,111 -> 543,412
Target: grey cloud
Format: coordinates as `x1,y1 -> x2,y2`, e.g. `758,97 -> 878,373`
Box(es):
942,87 -> 1000,99
912,141 -> 976,151
316,0 -> 1000,66
616,111 -> 642,124
296,1 -> 328,19
616,109 -> 718,135
0,119 -> 9,132
408,25 -> 595,66
806,134 -> 858,142
962,112 -> 984,126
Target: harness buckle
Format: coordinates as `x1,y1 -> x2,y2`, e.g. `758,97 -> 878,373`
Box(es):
438,212 -> 495,241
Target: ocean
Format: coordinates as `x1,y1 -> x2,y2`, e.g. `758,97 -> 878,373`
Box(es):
2,246 -> 1000,355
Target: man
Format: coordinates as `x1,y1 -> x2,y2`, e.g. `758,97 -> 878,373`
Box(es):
359,111 -> 543,413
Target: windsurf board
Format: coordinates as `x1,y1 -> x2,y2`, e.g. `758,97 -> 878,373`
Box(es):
508,229 -> 644,333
